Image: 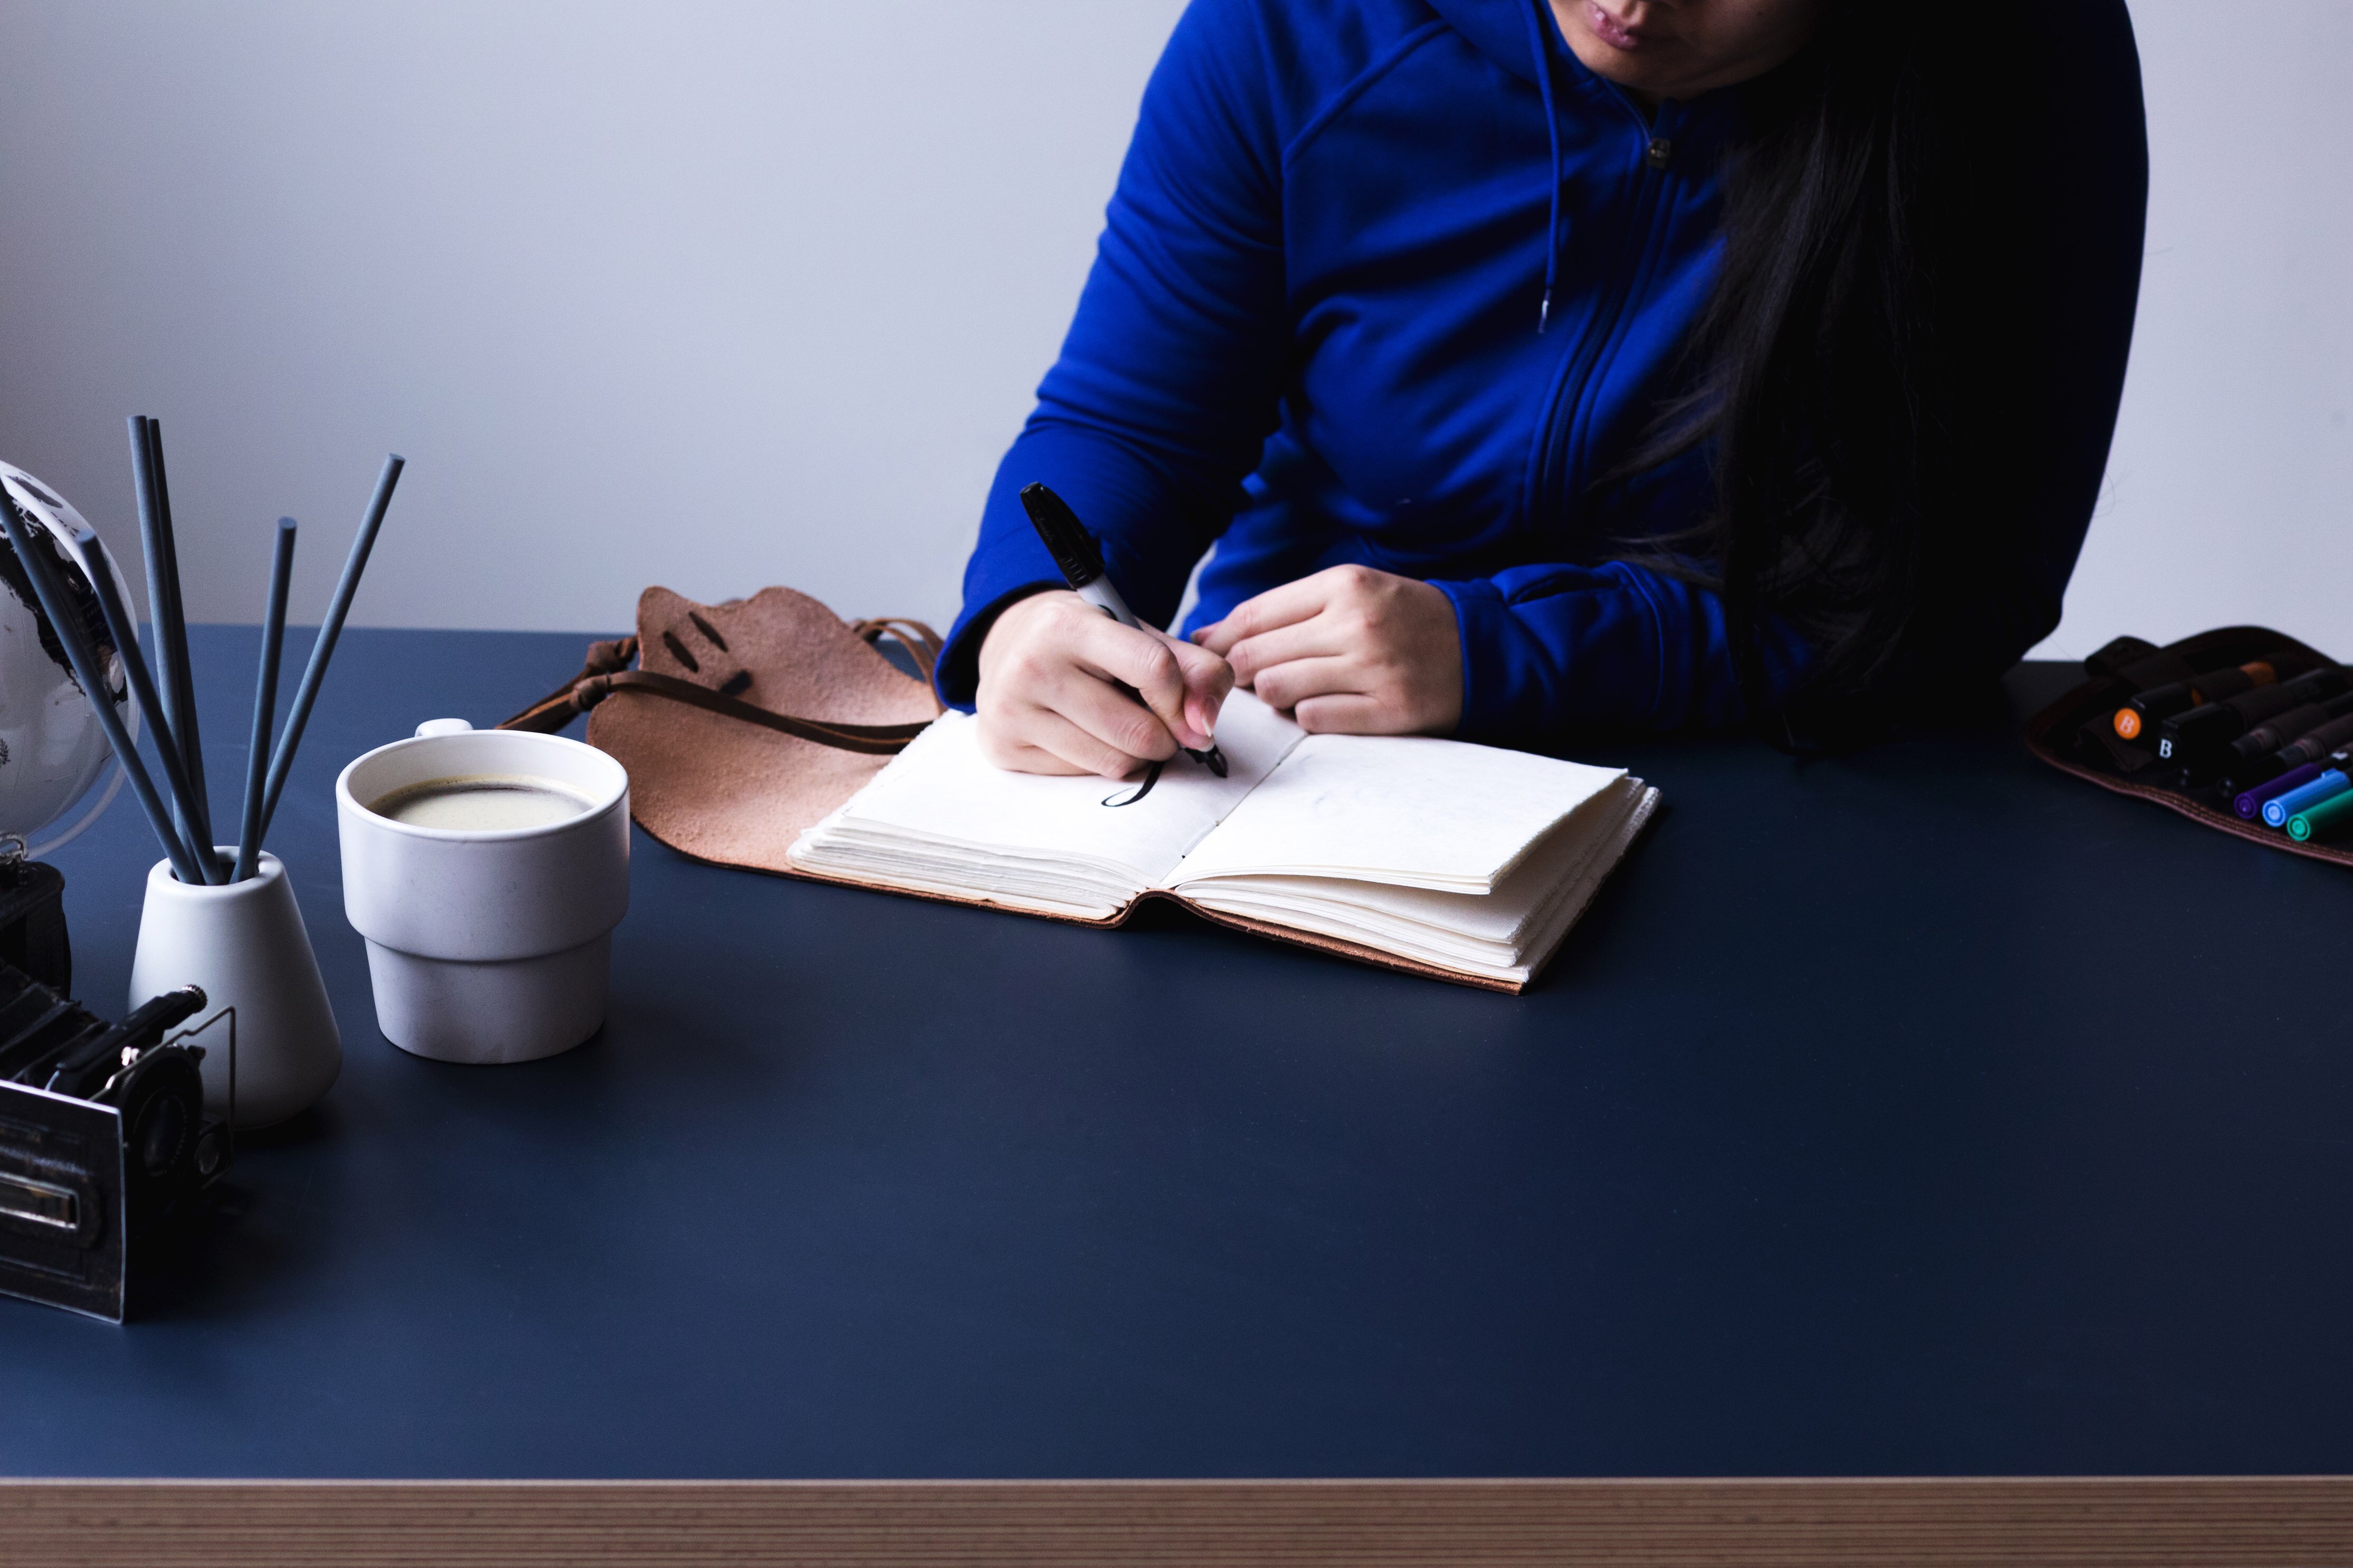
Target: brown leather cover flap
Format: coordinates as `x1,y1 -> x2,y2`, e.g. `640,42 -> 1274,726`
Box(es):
587,586 -> 944,873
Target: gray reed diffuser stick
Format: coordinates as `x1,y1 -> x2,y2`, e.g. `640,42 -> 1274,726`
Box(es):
235,519 -> 298,883
255,455 -> 404,842
0,493 -> 206,885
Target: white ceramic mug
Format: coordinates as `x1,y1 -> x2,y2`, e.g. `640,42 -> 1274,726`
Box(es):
336,722 -> 629,1064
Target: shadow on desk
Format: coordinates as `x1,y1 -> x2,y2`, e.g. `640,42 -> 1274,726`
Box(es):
123,1105 -> 341,1325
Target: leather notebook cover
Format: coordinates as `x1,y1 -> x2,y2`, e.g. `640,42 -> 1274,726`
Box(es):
576,586 -> 1577,993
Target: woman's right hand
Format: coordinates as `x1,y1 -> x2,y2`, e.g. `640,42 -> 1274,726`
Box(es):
974,590 -> 1233,777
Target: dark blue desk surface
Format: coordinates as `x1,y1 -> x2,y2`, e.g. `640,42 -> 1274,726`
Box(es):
3,627 -> 2349,1480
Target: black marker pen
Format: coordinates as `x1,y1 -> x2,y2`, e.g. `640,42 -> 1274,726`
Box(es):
2159,666 -> 2349,781
1020,482 -> 1228,777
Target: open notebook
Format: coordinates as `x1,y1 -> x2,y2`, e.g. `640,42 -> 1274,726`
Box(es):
787,692 -> 1657,992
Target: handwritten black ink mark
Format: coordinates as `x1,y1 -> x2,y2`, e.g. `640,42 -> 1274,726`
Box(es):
1102,760 -> 1164,808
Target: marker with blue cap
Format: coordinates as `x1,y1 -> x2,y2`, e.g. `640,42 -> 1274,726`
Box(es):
2236,762 -> 2327,821
2263,770 -> 2350,829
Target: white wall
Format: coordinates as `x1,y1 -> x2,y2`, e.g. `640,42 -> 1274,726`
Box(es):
0,0 -> 2346,661
0,0 -> 1187,633
2043,0 -> 2353,659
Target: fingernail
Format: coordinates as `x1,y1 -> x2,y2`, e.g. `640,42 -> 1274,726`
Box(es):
1199,698 -> 1220,740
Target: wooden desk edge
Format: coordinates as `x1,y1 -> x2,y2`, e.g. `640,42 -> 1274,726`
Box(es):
3,1476 -> 2349,1566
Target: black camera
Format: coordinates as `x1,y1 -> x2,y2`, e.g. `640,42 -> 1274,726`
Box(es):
0,963 -> 232,1321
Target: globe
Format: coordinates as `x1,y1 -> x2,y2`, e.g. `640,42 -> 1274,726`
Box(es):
0,462 -> 139,860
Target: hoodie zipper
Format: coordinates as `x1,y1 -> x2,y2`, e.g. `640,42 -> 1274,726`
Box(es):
1529,93 -> 1682,542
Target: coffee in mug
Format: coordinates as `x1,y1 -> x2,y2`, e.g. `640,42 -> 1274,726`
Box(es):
367,774 -> 594,832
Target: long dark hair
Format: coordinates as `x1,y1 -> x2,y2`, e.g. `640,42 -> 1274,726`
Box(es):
1631,7 -> 1947,738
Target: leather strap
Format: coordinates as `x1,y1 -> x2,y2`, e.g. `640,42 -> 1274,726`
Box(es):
498,622 -> 939,754
849,617 -> 944,689
500,637 -> 640,735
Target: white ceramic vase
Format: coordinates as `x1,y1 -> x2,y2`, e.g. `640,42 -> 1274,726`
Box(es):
128,850 -> 342,1130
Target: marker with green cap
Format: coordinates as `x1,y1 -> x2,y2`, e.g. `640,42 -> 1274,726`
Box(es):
2288,787 -> 2353,842
2266,770 -> 2350,829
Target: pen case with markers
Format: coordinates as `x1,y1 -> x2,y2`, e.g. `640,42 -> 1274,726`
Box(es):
2023,625 -> 2353,868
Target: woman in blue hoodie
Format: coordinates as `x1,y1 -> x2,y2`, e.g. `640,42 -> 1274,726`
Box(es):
941,0 -> 2147,775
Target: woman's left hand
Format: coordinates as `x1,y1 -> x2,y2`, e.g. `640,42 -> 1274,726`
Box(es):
1192,565 -> 1463,735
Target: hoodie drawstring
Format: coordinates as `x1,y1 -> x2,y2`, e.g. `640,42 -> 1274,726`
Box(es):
1520,0 -> 1564,333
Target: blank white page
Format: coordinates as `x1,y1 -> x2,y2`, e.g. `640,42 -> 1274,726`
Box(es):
1165,733 -> 1624,893
801,690 -> 1303,888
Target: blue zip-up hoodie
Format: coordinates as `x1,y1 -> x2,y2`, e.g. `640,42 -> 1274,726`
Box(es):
938,0 -> 2147,739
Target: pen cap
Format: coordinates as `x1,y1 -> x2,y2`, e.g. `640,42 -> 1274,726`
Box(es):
2284,790 -> 2353,841
2263,769 -> 2350,828
2119,679 -> 2197,736
2159,698 -> 2256,754
2164,672 -> 2312,755
2235,761 -> 2323,819
2235,691 -> 2353,755
2287,786 -> 2353,843
1018,483 -> 1106,591
2230,708 -> 2316,762
2282,713 -> 2353,766
2122,660 -> 2271,734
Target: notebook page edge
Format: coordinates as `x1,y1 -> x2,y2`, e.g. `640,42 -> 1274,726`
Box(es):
1506,783 -> 1660,979
1208,780 -> 1653,986
1175,777 -> 1648,961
